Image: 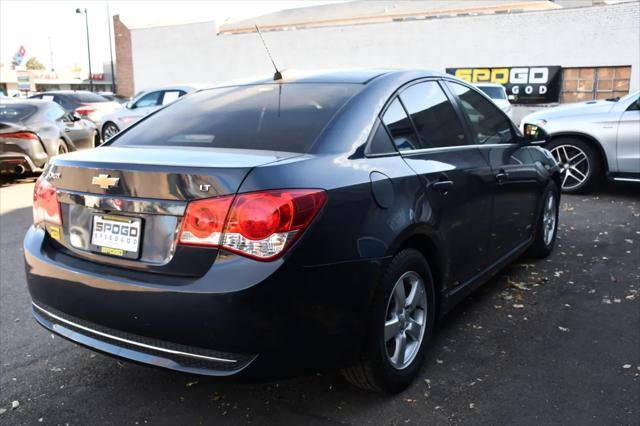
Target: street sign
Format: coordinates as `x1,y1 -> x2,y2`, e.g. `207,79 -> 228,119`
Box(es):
17,71 -> 31,91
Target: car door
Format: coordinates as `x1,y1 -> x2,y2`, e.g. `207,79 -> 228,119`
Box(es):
381,80 -> 493,288
616,95 -> 640,174
446,81 -> 543,262
49,104 -> 94,150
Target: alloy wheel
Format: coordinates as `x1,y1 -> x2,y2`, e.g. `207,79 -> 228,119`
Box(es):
542,191 -> 557,246
550,144 -> 590,191
103,123 -> 119,140
384,271 -> 427,370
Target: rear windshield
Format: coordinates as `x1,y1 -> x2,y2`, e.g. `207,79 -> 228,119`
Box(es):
111,83 -> 360,153
0,104 -> 37,122
70,92 -> 109,103
477,86 -> 507,100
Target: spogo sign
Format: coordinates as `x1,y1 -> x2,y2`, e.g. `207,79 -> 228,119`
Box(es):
446,66 -> 562,104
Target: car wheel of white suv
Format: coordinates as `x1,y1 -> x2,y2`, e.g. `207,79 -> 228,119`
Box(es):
547,137 -> 602,193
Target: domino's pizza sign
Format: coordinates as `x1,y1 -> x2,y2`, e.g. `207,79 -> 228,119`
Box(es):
446,66 -> 562,104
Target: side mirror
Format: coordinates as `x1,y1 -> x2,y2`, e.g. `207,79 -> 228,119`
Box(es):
522,123 -> 550,145
507,94 -> 516,102
72,113 -> 82,122
125,102 -> 134,109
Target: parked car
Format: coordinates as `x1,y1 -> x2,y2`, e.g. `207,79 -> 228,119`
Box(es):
522,90 -> 640,192
475,83 -> 514,119
24,69 -> 560,393
28,91 -> 121,131
100,85 -> 197,140
98,91 -> 130,104
1,100 -> 98,175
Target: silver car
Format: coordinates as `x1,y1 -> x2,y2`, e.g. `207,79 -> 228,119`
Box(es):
100,85 -> 199,140
522,90 -> 639,192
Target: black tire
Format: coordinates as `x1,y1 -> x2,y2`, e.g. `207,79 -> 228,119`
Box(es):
102,122 -> 120,141
341,248 -> 436,393
93,130 -> 101,147
527,183 -> 559,258
545,137 -> 602,193
56,140 -> 68,156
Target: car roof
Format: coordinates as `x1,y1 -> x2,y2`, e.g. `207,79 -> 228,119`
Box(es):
137,84 -> 206,93
30,90 -> 94,96
209,68 -> 447,89
1,98 -> 53,107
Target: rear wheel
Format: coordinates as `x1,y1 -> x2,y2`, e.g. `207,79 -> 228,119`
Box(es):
547,137 -> 601,193
56,140 -> 68,156
93,130 -> 101,147
341,248 -> 435,393
102,122 -> 120,141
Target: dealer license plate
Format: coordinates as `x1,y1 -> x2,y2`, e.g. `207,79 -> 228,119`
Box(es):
91,214 -> 142,257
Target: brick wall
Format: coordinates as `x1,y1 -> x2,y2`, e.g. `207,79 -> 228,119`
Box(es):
113,15 -> 134,98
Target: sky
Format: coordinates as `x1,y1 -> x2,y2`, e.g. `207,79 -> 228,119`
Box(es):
0,1 -> 343,74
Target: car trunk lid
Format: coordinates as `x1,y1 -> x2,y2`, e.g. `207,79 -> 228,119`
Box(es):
44,146 -> 299,275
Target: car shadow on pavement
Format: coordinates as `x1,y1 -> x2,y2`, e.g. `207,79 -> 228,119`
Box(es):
0,173 -> 39,188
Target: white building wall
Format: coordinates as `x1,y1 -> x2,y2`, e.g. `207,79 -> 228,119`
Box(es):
130,2 -> 640,93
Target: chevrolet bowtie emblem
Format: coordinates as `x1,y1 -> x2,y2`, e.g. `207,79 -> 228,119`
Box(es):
92,174 -> 120,189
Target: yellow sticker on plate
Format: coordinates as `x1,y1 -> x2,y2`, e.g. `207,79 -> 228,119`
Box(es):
100,246 -> 124,256
48,226 -> 61,241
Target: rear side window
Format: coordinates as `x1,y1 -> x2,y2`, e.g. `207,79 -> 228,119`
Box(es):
381,98 -> 419,151
448,82 -> 515,145
135,91 -> 162,108
161,90 -> 184,105
112,84 -> 359,153
45,104 -> 66,121
398,81 -> 468,149
70,92 -> 109,103
366,120 -> 396,155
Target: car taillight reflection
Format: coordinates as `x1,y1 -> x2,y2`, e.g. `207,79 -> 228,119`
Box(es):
75,106 -> 96,116
33,176 -> 62,225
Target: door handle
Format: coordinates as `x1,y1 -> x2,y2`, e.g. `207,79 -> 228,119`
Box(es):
429,180 -> 454,195
495,170 -> 509,183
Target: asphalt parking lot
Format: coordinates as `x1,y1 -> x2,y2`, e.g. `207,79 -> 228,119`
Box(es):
0,176 -> 638,425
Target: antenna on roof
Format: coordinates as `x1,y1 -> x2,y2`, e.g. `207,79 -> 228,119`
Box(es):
255,25 -> 282,81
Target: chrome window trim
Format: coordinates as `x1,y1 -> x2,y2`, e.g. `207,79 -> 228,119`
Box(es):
56,189 -> 187,216
32,302 -> 237,364
398,143 -> 518,156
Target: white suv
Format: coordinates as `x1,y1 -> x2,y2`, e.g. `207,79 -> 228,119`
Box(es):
475,83 -> 514,119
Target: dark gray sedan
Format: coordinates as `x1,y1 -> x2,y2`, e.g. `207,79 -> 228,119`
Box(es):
0,100 -> 98,175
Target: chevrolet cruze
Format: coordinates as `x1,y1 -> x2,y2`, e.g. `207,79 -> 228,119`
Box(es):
24,69 -> 560,393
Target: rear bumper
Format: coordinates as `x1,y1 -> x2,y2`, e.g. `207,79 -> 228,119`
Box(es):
32,301 -> 255,376
24,226 -> 382,377
0,152 -> 44,173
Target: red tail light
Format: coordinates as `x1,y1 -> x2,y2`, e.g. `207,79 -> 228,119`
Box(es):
179,189 -> 327,260
33,176 -> 62,225
178,195 -> 234,246
2,131 -> 39,141
75,106 -> 96,116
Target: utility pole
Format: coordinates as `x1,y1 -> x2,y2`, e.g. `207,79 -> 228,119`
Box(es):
48,36 -> 55,72
76,8 -> 93,91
